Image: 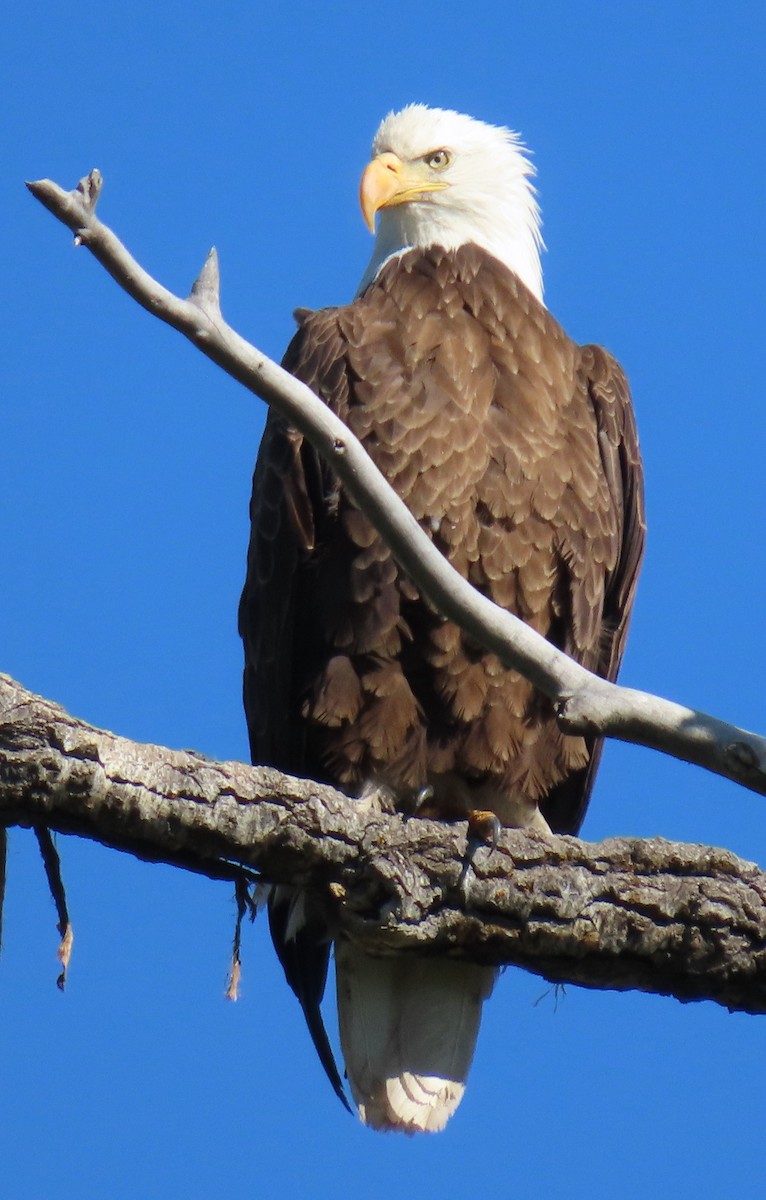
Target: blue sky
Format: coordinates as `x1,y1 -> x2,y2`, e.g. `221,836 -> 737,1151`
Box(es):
4,2 -> 766,1196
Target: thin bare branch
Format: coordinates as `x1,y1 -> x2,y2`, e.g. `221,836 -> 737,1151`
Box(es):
25,172 -> 766,795
2,673 -> 766,1014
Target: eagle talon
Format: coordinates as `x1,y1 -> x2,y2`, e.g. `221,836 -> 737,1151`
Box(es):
456,846 -> 477,894
467,809 -> 503,851
458,811 -> 503,893
413,784 -> 434,813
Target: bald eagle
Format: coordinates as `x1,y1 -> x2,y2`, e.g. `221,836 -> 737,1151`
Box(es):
239,105 -> 645,1133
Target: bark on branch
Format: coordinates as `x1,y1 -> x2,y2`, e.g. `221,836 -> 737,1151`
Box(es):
2,673 -> 766,1015
25,171 -> 766,796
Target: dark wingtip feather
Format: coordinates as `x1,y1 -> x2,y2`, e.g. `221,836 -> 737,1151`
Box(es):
298,992 -> 353,1114
268,889 -> 352,1114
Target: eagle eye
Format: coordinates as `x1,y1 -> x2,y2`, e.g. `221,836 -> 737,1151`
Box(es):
425,149 -> 451,171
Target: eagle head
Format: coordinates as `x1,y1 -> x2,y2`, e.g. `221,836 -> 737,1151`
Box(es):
358,104 -> 544,300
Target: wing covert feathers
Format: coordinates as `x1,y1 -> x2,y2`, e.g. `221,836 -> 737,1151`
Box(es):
241,246 -> 644,823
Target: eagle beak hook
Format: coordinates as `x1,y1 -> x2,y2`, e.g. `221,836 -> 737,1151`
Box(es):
359,152 -> 406,233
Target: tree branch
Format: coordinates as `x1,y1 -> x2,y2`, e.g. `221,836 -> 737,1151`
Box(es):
3,673 -> 766,1014
25,171 -> 766,796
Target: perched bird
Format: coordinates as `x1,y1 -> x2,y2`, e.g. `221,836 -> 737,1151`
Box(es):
239,104 -> 645,1132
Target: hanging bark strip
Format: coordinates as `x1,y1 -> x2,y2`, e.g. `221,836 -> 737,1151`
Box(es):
33,825 -> 73,990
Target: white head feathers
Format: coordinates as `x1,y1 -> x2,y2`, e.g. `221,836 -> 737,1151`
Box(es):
358,104 -> 544,301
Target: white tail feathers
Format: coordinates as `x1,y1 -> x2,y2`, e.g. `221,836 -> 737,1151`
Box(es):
335,942 -> 496,1133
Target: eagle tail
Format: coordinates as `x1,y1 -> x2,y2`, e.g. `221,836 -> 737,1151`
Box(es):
335,941 -> 496,1133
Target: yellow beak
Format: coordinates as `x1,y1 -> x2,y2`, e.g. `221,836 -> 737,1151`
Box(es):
359,152 -> 449,232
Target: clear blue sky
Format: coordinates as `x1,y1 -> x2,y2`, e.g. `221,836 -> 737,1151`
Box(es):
4,3 -> 766,1196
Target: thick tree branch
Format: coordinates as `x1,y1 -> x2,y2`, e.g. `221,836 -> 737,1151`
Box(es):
26,172 -> 766,796
2,673 -> 766,1014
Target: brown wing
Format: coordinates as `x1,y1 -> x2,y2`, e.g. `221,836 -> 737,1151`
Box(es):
539,344 -> 645,833
240,289 -> 369,768
238,328 -> 352,1112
